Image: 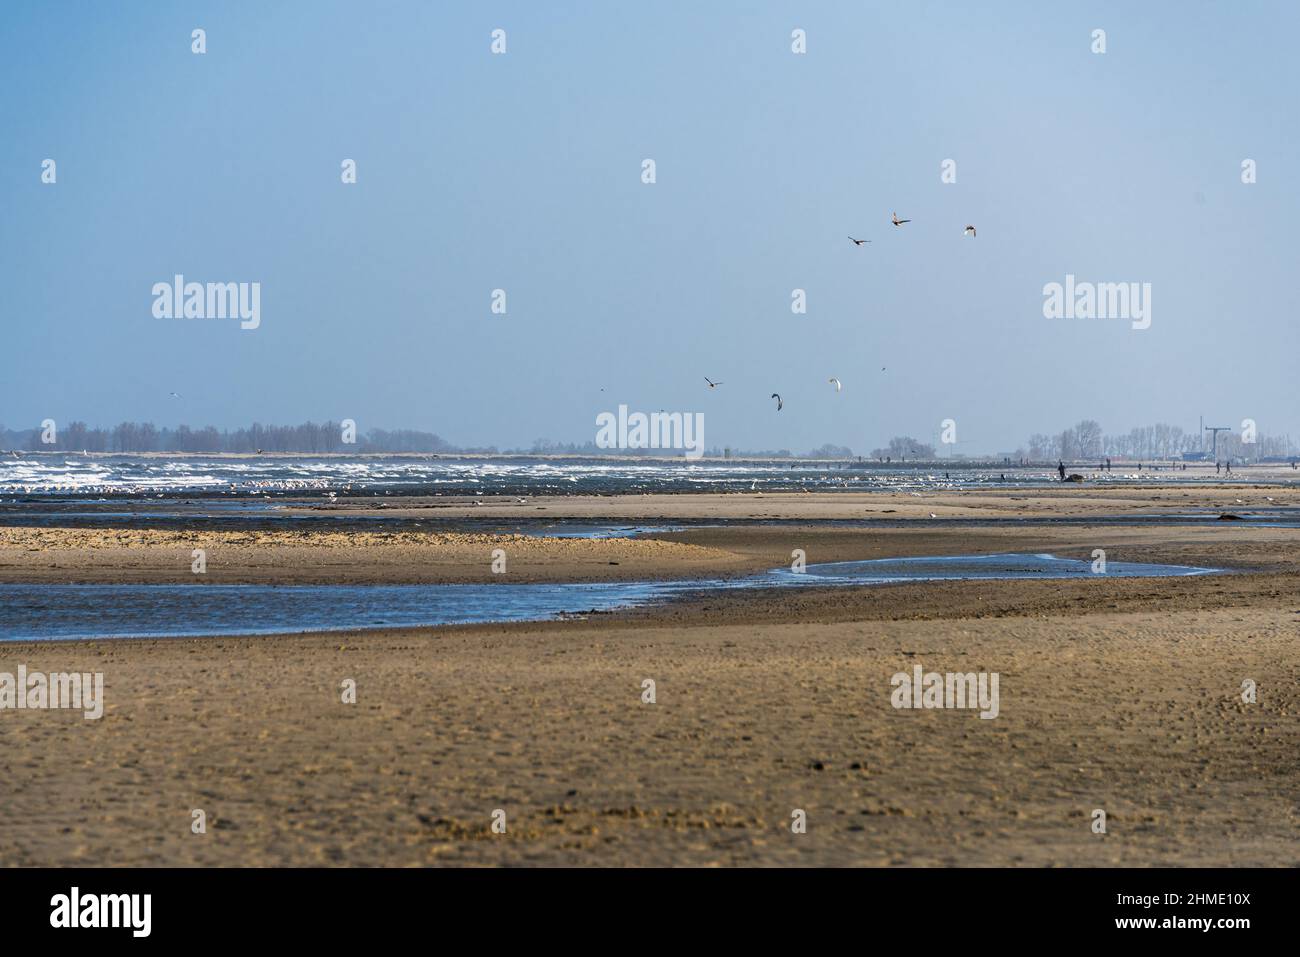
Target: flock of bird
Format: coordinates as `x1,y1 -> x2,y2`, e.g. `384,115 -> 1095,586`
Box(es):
9,212 -> 980,465
709,212 -> 975,412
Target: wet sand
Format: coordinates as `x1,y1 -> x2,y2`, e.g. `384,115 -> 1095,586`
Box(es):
2,483 -> 1299,585
0,486 -> 1296,866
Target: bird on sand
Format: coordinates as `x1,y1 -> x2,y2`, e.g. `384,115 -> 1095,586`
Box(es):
963,225 -> 977,237
705,377 -> 723,389
770,393 -> 783,411
891,212 -> 911,226
828,377 -> 842,392
848,236 -> 871,246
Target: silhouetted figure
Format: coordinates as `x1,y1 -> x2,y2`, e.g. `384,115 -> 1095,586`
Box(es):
1058,461 -> 1066,481
1225,460 -> 1232,474
1216,461 -> 1221,474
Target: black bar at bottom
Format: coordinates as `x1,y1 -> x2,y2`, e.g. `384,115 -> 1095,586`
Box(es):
0,867 -> 1284,943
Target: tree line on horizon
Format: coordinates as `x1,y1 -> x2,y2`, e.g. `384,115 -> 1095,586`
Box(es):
0,421 -> 838,458
1,419 -> 1294,462
1022,420 -> 1296,463
0,421 -> 467,454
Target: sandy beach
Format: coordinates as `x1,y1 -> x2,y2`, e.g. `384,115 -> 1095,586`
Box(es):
1,485 -> 1297,866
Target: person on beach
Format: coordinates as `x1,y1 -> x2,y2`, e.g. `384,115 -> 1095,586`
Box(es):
1058,461 -> 1066,481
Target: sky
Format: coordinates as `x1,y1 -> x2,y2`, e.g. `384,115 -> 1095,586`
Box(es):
2,1 -> 1297,455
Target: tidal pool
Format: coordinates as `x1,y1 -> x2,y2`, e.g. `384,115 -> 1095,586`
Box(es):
0,553 -> 1217,641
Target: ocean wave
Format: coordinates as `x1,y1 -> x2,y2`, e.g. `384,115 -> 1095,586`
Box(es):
0,454 -> 1262,498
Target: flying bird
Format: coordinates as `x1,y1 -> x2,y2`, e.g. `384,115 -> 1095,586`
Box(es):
705,377 -> 723,389
848,236 -> 871,246
169,391 -> 182,398
770,393 -> 783,411
891,212 -> 911,226
963,225 -> 977,237
828,377 -> 842,392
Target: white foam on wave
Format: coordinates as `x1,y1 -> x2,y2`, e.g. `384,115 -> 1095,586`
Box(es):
0,454 -> 1205,496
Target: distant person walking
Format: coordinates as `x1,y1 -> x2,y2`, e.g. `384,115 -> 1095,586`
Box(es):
1058,461 -> 1066,481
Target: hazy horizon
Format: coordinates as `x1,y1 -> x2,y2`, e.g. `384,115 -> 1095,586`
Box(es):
2,412 -> 1293,461
4,1 -> 1297,454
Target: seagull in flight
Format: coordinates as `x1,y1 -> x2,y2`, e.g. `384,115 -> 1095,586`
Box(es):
963,225 -> 977,237
828,377 -> 842,392
891,211 -> 911,227
169,391 -> 182,398
770,393 -> 783,411
705,377 -> 723,389
848,236 -> 871,246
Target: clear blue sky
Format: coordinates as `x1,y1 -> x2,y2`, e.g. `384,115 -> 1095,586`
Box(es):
2,1 -> 1296,454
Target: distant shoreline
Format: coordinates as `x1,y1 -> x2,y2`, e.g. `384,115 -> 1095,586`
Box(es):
3,449 -> 1298,468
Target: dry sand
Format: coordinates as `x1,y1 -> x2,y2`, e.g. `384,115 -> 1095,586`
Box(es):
280,482 -> 1300,521
0,526 -> 747,584
0,486 -> 1296,866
